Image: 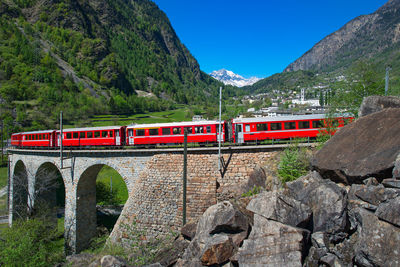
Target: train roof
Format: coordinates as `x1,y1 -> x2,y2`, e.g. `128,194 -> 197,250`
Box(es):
19,130 -> 56,135
59,126 -> 123,132
232,114 -> 337,123
127,120 -> 223,129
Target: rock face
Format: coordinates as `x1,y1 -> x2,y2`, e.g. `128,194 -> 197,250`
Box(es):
358,95 -> 400,117
312,108 -> 400,183
284,0 -> 400,72
236,214 -> 309,267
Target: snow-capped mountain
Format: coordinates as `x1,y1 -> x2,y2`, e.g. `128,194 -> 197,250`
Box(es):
210,69 -> 261,87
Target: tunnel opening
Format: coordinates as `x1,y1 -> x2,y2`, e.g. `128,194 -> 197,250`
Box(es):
76,164 -> 128,252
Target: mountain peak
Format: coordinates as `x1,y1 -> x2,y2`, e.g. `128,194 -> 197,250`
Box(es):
210,69 -> 261,87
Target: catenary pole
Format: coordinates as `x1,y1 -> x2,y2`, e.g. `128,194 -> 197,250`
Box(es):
218,86 -> 222,172
385,66 -> 391,95
182,128 -> 187,226
60,111 -> 63,169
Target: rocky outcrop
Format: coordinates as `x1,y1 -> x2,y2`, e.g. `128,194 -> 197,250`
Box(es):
358,95 -> 400,117
312,108 -> 400,184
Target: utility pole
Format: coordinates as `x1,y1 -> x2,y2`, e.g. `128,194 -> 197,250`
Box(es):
60,111 -> 63,169
218,86 -> 222,172
182,128 -> 187,226
385,66 -> 392,96
1,120 -> 3,166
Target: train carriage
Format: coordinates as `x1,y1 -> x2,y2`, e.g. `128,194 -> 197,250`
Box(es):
232,114 -> 353,144
126,120 -> 226,146
57,126 -> 126,147
14,130 -> 56,148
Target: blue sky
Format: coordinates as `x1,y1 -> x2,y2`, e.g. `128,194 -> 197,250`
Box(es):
152,0 -> 388,79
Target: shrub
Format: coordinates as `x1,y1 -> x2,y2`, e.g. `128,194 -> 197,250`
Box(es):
278,144 -> 309,183
0,218 -> 64,266
96,180 -> 122,205
241,186 -> 262,197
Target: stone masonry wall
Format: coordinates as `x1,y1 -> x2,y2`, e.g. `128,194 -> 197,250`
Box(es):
110,150 -> 279,242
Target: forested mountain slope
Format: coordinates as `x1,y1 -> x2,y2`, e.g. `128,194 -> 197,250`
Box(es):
0,0 -> 232,135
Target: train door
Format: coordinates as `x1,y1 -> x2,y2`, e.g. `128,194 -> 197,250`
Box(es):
116,130 -> 121,146
216,123 -> 224,142
57,133 -> 61,146
235,124 -> 244,144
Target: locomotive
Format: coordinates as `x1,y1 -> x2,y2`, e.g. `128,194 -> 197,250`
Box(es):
11,114 -> 353,148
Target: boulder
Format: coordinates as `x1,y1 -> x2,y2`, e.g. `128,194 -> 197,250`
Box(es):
382,178 -> 400,189
180,201 -> 250,265
246,191 -> 312,228
236,214 -> 309,266
181,220 -> 197,241
375,196 -> 400,227
393,153 -> 400,179
354,208 -> 400,267
358,95 -> 400,117
100,255 -> 127,267
153,237 -> 189,267
284,172 -> 348,239
353,184 -> 398,206
312,108 -> 400,184
200,234 -> 235,266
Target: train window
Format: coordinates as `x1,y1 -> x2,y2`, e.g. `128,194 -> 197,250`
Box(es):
298,121 -> 310,129
172,127 -> 181,135
80,132 -> 85,138
109,131 -> 113,137
284,122 -> 296,130
194,126 -> 203,134
87,132 -> 93,138
270,123 -> 282,131
73,132 -> 79,139
245,125 -> 250,132
136,129 -> 145,136
102,131 -> 107,138
312,120 -> 324,128
149,129 -> 159,136
162,128 -> 170,135
66,133 -> 71,139
128,129 -> 133,137
184,127 -> 192,134
94,131 -> 100,138
206,126 -> 211,133
38,135 -> 41,140
256,123 -> 268,131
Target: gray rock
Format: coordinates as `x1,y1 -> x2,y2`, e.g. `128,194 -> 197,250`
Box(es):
181,220 -> 197,241
393,153 -> 400,179
311,232 -> 328,249
354,208 -> 400,267
358,95 -> 400,117
362,177 -> 379,186
100,255 -> 126,267
320,253 -> 343,267
200,234 -> 234,266
375,196 -> 400,227
236,214 -> 309,267
180,201 -> 250,265
312,108 -> 400,183
353,184 -> 398,206
285,172 -> 348,237
383,178 -> 400,189
143,263 -> 162,267
246,191 -> 312,228
153,237 -> 189,267
65,253 -> 94,266
303,246 -> 328,267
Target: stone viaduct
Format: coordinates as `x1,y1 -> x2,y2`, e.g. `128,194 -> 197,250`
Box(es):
7,145 -> 286,253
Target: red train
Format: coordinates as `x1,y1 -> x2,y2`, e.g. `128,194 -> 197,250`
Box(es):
10,114 -> 352,148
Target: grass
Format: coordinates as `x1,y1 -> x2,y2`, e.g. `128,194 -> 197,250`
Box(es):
0,167 -> 7,189
89,107 -> 192,127
0,195 -> 7,215
96,165 -> 128,204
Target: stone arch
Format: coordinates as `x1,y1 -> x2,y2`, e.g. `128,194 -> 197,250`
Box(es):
75,163 -> 128,252
12,160 -> 28,220
34,162 -> 65,221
